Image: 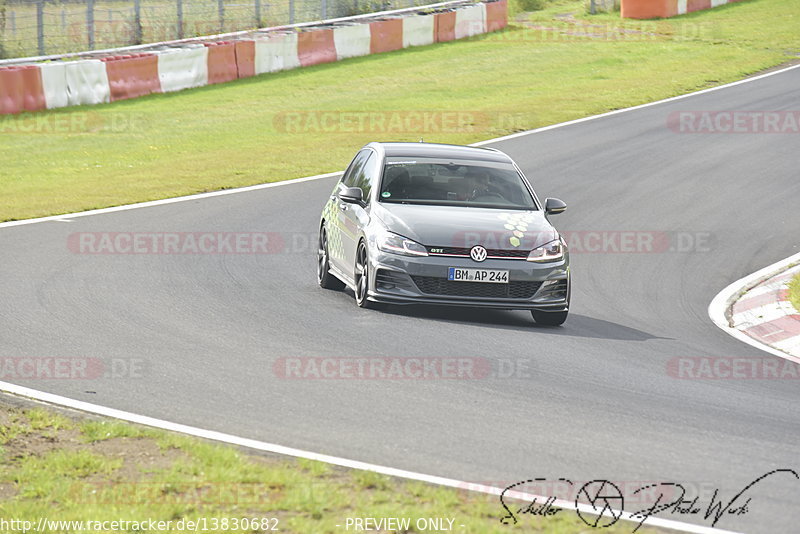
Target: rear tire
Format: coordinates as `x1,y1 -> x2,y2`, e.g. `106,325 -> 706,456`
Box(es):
318,227 -> 344,290
531,310 -> 568,326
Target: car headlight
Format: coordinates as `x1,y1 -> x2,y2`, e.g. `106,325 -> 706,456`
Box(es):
527,239 -> 564,263
377,231 -> 428,257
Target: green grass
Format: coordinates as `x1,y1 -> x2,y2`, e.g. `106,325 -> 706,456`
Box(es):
0,406 -> 672,533
0,0 -> 798,222
79,418 -> 156,442
789,271 -> 800,313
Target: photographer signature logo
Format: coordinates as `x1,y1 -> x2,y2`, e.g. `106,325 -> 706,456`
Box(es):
577,480 -> 624,527
499,469 -> 798,531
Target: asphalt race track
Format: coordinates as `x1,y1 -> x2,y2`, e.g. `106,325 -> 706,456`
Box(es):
2,66 -> 799,533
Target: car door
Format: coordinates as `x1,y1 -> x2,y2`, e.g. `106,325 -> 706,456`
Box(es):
338,150 -> 381,280
329,149 -> 370,276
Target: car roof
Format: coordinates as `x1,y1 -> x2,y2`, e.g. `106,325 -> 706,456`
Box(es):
375,142 -> 512,164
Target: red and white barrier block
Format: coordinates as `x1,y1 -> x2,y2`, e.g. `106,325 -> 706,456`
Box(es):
158,45 -> 209,92
0,0 -> 507,115
622,0 -> 746,19
730,265 -> 800,358
0,66 -> 46,114
333,23 -> 373,60
455,2 -> 486,39
403,14 -> 436,48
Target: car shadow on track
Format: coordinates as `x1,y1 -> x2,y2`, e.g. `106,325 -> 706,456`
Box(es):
379,305 -> 670,342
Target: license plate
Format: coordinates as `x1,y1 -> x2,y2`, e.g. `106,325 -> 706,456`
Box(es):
447,267 -> 509,284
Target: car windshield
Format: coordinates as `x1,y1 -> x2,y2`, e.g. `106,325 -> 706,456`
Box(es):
378,157 -> 537,210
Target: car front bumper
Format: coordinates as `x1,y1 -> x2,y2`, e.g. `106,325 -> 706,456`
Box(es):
366,246 -> 570,311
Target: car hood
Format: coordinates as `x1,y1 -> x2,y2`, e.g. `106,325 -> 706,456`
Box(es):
374,203 -> 558,251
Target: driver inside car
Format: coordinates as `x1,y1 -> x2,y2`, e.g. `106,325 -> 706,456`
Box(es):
465,168 -> 501,201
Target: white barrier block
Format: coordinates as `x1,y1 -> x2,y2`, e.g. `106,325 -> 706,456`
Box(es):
402,15 -> 435,48
157,46 -> 209,93
39,62 -> 69,110
711,0 -> 728,6
65,60 -> 110,106
455,3 -> 486,40
333,23 -> 372,60
254,33 -> 301,75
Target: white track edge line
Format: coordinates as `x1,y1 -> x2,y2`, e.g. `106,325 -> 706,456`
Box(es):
2,64 -> 799,230
708,252 -> 800,365
471,63 -> 800,146
0,172 -> 341,229
0,381 -> 742,534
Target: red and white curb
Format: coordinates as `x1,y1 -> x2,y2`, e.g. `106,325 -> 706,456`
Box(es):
730,264 -> 800,357
709,253 -> 800,365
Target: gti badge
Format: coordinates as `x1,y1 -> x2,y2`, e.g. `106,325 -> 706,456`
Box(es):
470,245 -> 488,262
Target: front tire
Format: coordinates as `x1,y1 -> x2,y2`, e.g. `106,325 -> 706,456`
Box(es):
531,310 -> 568,326
318,227 -> 344,290
354,241 -> 379,309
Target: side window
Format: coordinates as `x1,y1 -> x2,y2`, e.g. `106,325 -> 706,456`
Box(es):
342,150 -> 377,204
342,150 -> 370,188
363,154 -> 381,198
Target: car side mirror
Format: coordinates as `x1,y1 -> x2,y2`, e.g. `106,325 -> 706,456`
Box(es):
545,197 -> 567,215
339,187 -> 364,205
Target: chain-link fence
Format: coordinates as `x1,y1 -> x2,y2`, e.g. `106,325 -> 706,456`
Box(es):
0,0 -> 432,58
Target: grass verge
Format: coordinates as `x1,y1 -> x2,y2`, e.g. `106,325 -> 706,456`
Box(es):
0,403 -> 672,533
1,0 -> 799,222
789,271 -> 800,313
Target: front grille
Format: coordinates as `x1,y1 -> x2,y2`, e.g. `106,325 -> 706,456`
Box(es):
411,276 -> 542,299
427,246 -> 529,259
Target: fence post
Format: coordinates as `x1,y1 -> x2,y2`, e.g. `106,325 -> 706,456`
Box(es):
255,0 -> 261,28
133,0 -> 142,44
36,0 -> 44,55
177,0 -> 183,39
321,0 -> 327,19
87,0 -> 95,49
289,0 -> 294,24
218,0 -> 224,33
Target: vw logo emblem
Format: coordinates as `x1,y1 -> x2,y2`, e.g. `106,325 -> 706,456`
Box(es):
470,246 -> 488,262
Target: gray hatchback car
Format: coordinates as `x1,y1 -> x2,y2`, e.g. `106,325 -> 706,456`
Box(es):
317,142 -> 570,325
